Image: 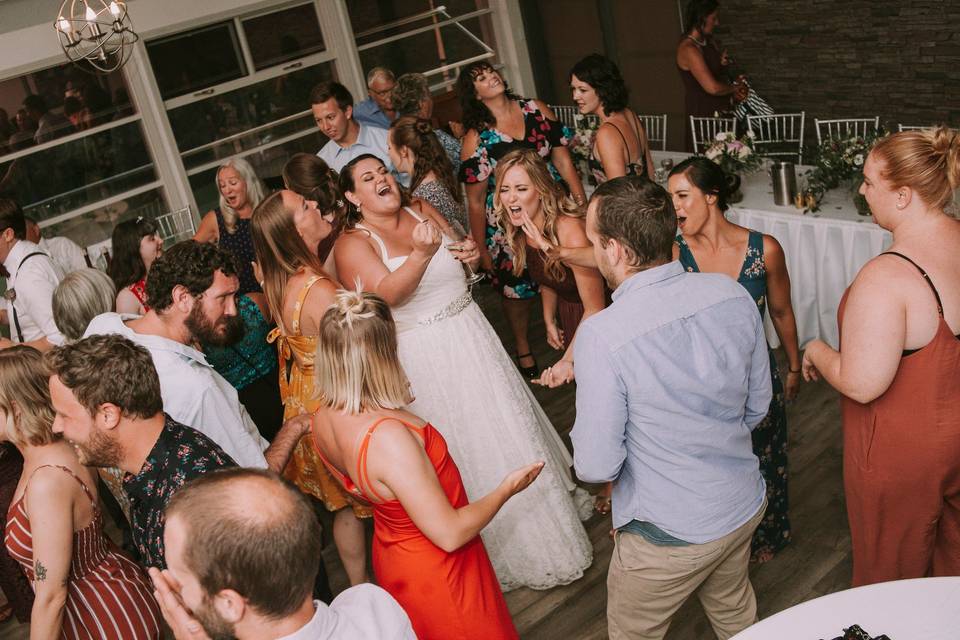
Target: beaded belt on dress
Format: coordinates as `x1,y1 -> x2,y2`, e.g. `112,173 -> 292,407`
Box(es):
418,291 -> 473,326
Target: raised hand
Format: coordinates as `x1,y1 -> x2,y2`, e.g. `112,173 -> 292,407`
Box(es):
411,220 -> 442,258
519,211 -> 554,253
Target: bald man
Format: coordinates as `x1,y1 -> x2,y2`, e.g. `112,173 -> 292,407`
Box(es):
151,468 -> 415,640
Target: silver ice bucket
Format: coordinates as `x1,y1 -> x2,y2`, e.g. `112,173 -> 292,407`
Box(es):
769,161 -> 797,207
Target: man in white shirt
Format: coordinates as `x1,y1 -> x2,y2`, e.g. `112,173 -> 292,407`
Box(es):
151,468 -> 415,640
84,240 -> 301,470
312,81 -> 396,175
25,216 -> 86,274
0,197 -> 65,351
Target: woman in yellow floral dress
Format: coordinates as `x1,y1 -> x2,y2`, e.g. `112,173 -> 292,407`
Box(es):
251,187 -> 371,585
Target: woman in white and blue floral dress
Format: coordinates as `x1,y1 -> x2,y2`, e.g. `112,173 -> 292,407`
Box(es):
457,61 -> 586,378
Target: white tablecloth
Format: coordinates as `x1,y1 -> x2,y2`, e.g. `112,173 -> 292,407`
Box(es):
731,577 -> 960,640
649,151 -> 893,349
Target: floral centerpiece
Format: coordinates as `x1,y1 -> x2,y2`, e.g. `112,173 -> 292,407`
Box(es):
568,113 -> 600,184
803,129 -> 884,214
702,131 -> 763,203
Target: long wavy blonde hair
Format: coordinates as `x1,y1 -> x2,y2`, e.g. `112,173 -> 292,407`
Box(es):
493,148 -> 583,282
217,157 -> 266,234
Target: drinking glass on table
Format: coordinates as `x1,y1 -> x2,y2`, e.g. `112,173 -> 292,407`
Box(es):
446,220 -> 485,285
660,158 -> 674,173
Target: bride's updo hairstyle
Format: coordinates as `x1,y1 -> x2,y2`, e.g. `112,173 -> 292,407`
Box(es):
314,289 -> 413,414
668,156 -> 740,212
870,126 -> 960,213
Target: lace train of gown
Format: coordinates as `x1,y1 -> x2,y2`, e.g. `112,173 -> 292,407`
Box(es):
356,209 -> 593,591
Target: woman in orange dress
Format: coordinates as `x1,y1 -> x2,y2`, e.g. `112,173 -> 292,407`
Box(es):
310,290 -> 542,639
250,188 -> 372,586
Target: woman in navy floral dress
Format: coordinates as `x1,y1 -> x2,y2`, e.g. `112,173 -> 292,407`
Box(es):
458,61 -> 586,377
669,157 -> 801,563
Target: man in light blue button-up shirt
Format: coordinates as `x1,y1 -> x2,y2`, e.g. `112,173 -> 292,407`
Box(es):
571,176 -> 770,640
311,81 -> 395,176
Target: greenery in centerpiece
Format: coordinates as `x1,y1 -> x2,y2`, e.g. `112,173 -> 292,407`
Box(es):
803,129 -> 884,213
568,114 -> 600,184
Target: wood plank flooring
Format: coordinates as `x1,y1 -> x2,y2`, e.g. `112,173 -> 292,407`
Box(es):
0,285 -> 851,639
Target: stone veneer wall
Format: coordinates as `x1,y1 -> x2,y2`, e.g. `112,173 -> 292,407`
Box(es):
715,0 -> 960,133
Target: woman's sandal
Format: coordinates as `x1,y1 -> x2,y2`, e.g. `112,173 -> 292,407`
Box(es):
515,352 -> 539,380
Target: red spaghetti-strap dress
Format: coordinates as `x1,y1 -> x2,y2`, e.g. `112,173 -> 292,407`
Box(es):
4,465 -> 160,639
314,418 -> 517,640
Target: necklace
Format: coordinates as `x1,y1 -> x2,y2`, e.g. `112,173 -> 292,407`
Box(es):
687,34 -> 706,47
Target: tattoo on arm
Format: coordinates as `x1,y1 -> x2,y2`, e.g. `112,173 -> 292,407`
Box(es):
34,559 -> 47,581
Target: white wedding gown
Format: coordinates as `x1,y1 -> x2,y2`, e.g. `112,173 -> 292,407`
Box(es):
356,208 -> 593,591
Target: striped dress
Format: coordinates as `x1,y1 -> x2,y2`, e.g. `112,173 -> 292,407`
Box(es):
4,465 -> 160,639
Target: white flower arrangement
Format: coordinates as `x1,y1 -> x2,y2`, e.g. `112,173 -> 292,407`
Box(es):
703,131 -> 763,174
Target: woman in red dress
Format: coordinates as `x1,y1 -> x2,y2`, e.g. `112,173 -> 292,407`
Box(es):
309,290 -> 543,639
0,347 -> 160,639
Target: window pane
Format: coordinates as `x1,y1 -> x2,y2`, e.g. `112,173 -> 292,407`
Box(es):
0,61 -> 135,152
1,121 -> 156,223
188,129 -> 322,215
147,22 -> 247,100
348,0 -> 488,39
243,4 -> 326,71
41,188 -> 169,251
168,61 -> 335,159
357,18 -> 493,82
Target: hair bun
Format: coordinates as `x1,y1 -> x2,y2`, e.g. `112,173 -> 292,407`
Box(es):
929,126 -> 960,189
415,119 -> 433,135
332,284 -> 376,328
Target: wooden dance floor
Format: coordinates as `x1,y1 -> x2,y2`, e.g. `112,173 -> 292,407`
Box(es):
0,286 -> 852,639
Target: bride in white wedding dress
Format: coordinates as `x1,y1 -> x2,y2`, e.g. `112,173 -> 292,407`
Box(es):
333,155 -> 592,591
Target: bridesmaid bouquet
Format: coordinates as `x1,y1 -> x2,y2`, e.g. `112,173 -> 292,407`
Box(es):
703,131 -> 764,176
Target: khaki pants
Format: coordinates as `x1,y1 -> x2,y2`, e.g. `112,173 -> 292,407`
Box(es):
607,500 -> 765,640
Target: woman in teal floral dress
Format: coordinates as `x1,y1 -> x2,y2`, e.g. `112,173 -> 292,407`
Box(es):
458,61 -> 586,378
669,157 -> 802,563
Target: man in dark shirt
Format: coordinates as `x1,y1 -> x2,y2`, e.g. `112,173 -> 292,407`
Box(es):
45,333 -> 236,569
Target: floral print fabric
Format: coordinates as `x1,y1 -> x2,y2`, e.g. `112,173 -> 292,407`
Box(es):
459,99 -> 572,299
122,414 -> 236,568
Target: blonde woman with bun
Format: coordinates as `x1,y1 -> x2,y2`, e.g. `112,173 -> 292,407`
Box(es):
803,126 -> 960,586
310,289 -> 536,639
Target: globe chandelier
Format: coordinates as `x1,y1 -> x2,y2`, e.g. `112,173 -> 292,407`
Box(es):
54,1 -> 139,73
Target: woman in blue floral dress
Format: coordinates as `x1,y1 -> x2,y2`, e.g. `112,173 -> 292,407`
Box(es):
458,61 -> 586,378
669,157 -> 802,563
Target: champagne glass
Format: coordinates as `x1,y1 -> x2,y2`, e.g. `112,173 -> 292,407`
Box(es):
446,220 -> 485,285
660,157 -> 674,173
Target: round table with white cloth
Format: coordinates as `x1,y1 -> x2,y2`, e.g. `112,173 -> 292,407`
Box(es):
730,577 -> 960,640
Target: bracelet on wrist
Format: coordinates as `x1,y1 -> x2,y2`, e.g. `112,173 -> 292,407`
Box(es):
787,367 -> 801,374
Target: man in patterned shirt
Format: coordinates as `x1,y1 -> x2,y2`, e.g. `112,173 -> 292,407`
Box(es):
46,333 -> 238,570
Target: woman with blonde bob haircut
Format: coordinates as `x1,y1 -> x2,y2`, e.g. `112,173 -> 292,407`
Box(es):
52,268 -> 116,342
310,289 -> 539,640
803,126 -> 960,586
249,188 -> 373,587
194,156 -> 267,294
493,149 -> 607,388
0,347 -> 160,639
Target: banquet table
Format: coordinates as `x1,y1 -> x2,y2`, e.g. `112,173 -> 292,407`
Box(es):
730,577 -> 960,640
648,151 -> 892,348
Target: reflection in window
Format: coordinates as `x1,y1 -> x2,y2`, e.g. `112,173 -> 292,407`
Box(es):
169,61 -> 335,167
0,63 -> 135,155
147,22 -> 247,100
243,4 -> 326,71
0,121 -> 155,223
